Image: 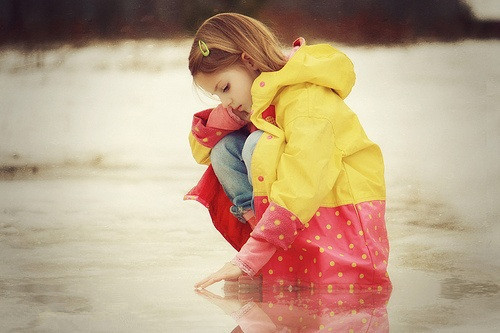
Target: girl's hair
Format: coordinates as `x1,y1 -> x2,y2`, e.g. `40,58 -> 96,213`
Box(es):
188,13 -> 287,76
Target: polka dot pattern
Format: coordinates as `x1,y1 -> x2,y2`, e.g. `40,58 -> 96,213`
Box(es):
190,108 -> 234,148
250,202 -> 304,250
244,285 -> 391,333
254,198 -> 391,287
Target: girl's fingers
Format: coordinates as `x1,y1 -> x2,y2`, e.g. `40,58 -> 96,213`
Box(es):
194,262 -> 244,289
195,275 -> 219,289
195,288 -> 221,299
194,276 -> 212,289
195,267 -> 223,289
200,276 -> 223,289
199,279 -> 214,289
194,276 -> 208,289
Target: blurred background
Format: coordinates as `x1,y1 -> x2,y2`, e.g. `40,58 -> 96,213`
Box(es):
0,0 -> 499,47
0,1 -> 499,332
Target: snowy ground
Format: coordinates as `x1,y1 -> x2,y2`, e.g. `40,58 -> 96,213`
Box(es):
0,39 -> 499,332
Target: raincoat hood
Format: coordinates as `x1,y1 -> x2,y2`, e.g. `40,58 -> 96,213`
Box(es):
251,43 -> 356,120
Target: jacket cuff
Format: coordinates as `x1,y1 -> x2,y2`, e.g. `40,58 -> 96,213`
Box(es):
250,203 -> 304,250
207,104 -> 247,130
232,236 -> 276,276
191,108 -> 233,148
230,302 -> 257,321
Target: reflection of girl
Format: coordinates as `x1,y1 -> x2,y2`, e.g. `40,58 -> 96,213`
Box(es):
185,13 -> 391,291
197,285 -> 391,333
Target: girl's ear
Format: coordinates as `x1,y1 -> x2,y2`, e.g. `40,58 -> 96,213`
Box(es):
241,53 -> 258,71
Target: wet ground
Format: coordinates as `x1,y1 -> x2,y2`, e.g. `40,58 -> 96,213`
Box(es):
0,168 -> 498,332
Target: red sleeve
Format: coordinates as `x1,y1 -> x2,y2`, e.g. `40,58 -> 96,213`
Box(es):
191,108 -> 233,148
250,203 -> 304,250
207,104 -> 247,130
232,203 -> 305,276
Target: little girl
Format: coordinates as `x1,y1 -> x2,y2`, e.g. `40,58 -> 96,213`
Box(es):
185,13 -> 391,292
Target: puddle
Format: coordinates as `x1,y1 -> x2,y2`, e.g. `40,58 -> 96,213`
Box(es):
0,176 -> 499,332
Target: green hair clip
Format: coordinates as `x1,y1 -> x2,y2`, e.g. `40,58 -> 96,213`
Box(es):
198,40 -> 210,57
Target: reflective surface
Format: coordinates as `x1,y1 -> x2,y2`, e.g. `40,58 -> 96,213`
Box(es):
197,279 -> 391,333
0,174 -> 498,332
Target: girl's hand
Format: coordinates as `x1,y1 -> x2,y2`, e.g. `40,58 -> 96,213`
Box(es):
194,262 -> 244,289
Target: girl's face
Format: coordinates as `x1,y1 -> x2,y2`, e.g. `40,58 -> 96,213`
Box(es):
194,62 -> 259,121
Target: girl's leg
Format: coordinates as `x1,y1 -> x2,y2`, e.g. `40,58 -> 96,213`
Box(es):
242,130 -> 264,184
240,130 -> 263,228
211,130 -> 253,222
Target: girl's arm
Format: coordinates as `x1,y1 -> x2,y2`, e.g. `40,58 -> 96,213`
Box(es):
232,237 -> 276,276
194,237 -> 276,289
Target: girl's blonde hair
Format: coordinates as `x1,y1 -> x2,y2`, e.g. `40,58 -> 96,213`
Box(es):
188,13 -> 287,76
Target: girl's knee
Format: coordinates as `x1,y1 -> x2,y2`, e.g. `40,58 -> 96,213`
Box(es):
211,131 -> 247,164
242,130 -> 263,165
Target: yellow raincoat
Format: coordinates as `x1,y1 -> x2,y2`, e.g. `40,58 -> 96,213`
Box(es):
187,42 -> 390,287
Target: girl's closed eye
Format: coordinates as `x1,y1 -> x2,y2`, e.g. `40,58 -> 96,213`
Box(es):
222,84 -> 230,93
